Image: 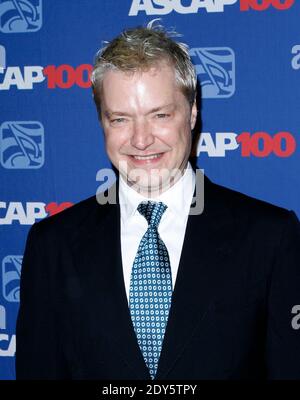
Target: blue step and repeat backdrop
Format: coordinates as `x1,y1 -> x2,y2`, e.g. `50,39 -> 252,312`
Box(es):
0,0 -> 299,379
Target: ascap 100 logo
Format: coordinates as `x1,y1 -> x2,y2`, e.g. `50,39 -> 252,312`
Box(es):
0,0 -> 42,33
0,121 -> 45,169
0,44 -> 5,73
190,47 -> 235,98
0,256 -> 22,356
129,0 -> 295,15
0,45 -> 92,90
0,305 -> 15,357
2,255 -> 21,302
0,305 -> 5,329
197,131 -> 296,157
0,201 -> 73,225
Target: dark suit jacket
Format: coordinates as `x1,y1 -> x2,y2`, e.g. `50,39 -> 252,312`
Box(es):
16,175 -> 300,379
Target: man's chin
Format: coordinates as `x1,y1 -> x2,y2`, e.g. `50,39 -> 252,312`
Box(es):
125,176 -> 178,197
118,161 -> 185,196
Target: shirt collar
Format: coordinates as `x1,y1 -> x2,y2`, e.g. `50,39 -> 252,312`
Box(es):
119,162 -> 195,223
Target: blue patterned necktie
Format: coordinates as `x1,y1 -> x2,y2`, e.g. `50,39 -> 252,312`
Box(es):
129,201 -> 173,379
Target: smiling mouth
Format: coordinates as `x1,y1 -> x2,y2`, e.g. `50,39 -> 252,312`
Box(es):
132,153 -> 163,160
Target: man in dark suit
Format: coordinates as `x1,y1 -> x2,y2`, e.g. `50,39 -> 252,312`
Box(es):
16,24 -> 300,380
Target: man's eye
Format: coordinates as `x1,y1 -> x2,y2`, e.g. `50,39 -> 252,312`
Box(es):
111,118 -> 126,124
156,113 -> 169,119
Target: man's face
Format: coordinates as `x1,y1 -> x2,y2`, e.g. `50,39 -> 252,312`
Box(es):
100,62 -> 197,197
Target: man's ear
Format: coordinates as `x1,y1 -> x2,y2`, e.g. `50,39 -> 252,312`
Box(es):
190,100 -> 197,130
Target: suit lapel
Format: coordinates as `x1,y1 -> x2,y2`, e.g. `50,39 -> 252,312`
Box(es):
156,176 -> 238,379
71,190 -> 150,379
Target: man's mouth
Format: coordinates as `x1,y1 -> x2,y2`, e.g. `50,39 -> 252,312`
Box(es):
132,153 -> 162,160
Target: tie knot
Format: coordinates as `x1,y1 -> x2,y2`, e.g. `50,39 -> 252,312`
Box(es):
137,201 -> 167,228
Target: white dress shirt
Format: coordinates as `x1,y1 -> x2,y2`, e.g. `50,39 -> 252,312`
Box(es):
119,162 -> 195,302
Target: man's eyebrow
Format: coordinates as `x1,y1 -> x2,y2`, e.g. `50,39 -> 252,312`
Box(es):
104,104 -> 175,118
146,104 -> 175,114
104,110 -> 131,117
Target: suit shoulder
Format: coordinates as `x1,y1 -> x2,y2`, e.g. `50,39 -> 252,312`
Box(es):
207,178 -> 296,223
31,195 -> 103,238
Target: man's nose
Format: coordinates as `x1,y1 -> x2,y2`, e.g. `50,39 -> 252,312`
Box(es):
130,119 -> 155,150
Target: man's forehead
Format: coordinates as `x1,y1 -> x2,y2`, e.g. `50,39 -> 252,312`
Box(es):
101,65 -> 182,106
102,61 -> 176,84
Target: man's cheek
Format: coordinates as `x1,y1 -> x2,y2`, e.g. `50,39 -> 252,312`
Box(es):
105,143 -> 118,161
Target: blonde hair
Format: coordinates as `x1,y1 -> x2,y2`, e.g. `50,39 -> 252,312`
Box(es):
91,21 -> 197,115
